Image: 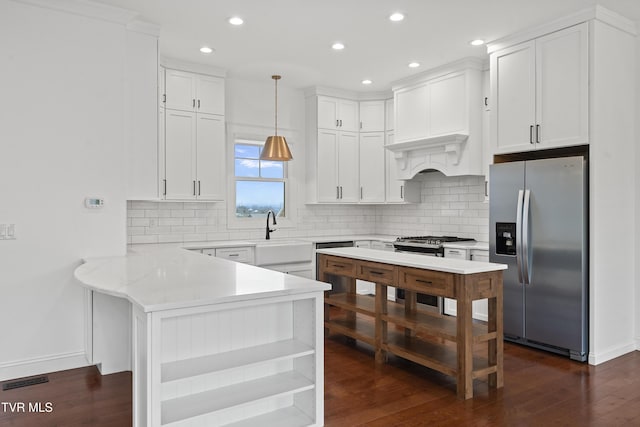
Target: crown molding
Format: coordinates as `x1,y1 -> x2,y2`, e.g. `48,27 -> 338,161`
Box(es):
12,0 -> 139,25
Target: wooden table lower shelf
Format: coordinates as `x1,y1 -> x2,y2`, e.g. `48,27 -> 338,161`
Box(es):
319,253 -> 504,399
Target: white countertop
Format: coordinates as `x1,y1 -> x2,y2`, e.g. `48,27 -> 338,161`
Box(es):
316,247 -> 506,275
130,235 -> 398,253
442,241 -> 489,251
75,248 -> 331,312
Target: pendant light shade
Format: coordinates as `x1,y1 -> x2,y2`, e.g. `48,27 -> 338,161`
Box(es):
260,75 -> 293,161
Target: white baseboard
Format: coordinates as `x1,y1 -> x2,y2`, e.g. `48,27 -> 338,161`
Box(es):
636,337 -> 640,351
588,342 -> 637,365
0,351 -> 90,382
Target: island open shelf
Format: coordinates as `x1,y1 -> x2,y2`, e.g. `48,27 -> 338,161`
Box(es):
317,248 -> 505,399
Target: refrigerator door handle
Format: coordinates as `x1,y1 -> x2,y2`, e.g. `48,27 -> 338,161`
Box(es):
516,189 -> 525,284
522,189 -> 531,285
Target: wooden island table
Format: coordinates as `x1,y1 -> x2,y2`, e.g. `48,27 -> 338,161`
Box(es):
316,247 -> 507,399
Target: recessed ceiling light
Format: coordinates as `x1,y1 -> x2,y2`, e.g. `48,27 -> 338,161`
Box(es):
389,12 -> 405,22
408,62 -> 420,68
362,79 -> 372,85
199,46 -> 213,54
332,42 -> 345,50
229,16 -> 244,26
470,39 -> 485,46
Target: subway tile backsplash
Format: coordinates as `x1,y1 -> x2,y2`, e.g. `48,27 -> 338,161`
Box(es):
127,172 -> 488,244
375,172 -> 489,242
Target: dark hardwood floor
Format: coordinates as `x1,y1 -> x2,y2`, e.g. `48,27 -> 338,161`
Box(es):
1,339 -> 639,426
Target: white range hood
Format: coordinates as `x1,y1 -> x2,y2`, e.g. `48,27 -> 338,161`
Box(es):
385,133 -> 471,179
388,57 -> 485,179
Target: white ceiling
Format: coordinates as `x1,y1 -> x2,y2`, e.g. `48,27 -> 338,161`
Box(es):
93,0 -> 639,92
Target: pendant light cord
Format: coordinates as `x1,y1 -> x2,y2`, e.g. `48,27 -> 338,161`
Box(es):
273,75 -> 279,136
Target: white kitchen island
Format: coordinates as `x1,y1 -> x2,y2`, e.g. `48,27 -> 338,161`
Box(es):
74,248 -> 330,427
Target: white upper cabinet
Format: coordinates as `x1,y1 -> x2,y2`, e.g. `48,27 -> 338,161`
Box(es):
195,114 -> 225,200
161,68 -> 225,200
385,99 -> 394,131
164,111 -> 225,200
359,101 -> 385,132
317,96 -> 359,132
316,130 -> 359,202
164,69 -> 225,115
490,23 -> 588,154
165,110 -> 196,199
359,132 -> 385,202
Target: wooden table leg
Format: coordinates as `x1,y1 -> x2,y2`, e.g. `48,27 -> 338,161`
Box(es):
488,281 -> 504,388
375,283 -> 388,364
456,277 -> 474,400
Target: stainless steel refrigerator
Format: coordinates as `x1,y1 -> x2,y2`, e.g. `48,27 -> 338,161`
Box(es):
489,156 -> 588,361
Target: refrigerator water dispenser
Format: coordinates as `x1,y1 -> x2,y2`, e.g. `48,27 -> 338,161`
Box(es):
496,222 -> 516,256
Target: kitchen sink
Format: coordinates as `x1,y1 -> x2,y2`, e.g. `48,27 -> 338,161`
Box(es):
249,239 -> 313,266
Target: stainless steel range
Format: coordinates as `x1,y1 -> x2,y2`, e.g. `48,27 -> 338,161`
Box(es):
394,235 -> 476,256
393,235 -> 476,312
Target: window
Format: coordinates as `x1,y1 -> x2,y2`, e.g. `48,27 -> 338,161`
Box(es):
234,141 -> 287,218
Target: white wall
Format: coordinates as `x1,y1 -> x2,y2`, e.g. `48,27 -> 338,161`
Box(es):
588,20 -> 637,364
636,28 -> 640,352
0,0 -> 129,380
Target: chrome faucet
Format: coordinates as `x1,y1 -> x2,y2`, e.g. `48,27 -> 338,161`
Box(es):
265,210 -> 277,240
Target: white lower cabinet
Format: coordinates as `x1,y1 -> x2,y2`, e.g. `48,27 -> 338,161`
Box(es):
133,293 -> 324,427
264,263 -> 314,279
202,247 -> 255,265
443,247 -> 488,321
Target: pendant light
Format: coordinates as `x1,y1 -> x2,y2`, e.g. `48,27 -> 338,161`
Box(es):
260,75 -> 293,161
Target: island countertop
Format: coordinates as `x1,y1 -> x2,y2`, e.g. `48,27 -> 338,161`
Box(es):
74,247 -> 331,312
316,247 -> 507,274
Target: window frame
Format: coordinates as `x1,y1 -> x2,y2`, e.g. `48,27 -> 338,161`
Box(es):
226,123 -> 297,230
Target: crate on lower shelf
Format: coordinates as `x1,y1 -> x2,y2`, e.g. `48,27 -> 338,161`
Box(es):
161,371 -> 314,425
161,339 -> 315,383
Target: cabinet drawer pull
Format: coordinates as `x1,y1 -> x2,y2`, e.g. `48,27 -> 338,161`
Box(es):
193,180 -> 196,196
536,124 -> 540,143
340,186 -> 343,199
369,271 -> 384,276
336,119 -> 339,128
416,279 -> 433,285
228,254 -> 240,257
198,99 -> 201,109
336,186 -> 340,199
192,99 -> 196,108
163,179 -> 167,196
360,186 -> 363,199
339,119 -> 343,127
400,185 -> 403,199
330,263 -> 347,269
198,180 -> 201,196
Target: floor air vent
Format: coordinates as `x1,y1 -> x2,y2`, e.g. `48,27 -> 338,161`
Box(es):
2,375 -> 49,391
